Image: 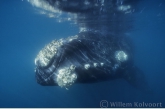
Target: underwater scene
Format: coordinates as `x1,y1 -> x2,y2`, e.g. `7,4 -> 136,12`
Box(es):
0,0 -> 165,108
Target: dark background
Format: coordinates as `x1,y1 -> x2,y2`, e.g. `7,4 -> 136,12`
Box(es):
0,0 -> 165,107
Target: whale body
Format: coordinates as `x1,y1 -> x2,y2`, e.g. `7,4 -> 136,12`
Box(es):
30,0 -> 148,90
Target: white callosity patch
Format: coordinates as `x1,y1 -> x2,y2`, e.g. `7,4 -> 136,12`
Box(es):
85,62 -> 104,69
35,39 -> 63,67
93,63 -> 98,67
100,63 -> 104,66
67,35 -> 78,42
115,51 -> 128,62
79,27 -> 87,32
84,64 -> 90,70
56,65 -> 77,89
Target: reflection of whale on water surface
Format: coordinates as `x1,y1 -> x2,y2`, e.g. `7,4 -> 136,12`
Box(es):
29,0 -> 148,90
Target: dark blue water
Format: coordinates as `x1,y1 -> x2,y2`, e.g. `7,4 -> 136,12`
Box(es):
0,0 -> 165,108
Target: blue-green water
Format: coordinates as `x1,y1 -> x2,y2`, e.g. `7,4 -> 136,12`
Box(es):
0,0 -> 165,108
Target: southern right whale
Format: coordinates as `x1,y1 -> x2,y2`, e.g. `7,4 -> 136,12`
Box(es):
29,0 -> 149,90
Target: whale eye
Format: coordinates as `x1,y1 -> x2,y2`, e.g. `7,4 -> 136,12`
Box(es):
115,51 -> 128,62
